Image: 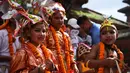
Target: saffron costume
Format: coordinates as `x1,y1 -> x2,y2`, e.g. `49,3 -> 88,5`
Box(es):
10,42 -> 56,73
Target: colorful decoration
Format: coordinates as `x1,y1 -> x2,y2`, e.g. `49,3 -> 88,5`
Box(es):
100,19 -> 117,31
77,43 -> 91,57
41,2 -> 67,20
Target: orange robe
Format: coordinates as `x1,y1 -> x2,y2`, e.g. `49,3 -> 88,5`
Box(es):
45,29 -> 75,72
10,42 -> 56,73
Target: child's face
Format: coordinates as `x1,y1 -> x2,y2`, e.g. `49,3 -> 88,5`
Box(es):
30,23 -> 46,46
100,26 -> 118,45
51,11 -> 64,29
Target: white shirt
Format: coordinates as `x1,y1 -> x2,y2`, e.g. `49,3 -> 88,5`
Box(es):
0,29 -> 21,66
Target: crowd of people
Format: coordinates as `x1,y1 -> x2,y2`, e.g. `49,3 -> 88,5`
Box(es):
0,0 -> 129,73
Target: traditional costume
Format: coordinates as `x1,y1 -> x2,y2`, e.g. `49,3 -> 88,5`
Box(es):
10,42 -> 57,73
7,0 -> 57,72
84,19 -> 124,73
43,2 -> 76,73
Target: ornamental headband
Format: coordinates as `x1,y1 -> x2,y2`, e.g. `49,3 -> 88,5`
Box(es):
13,12 -> 43,36
41,2 -> 67,20
0,0 -> 43,36
100,19 -> 117,31
77,43 -> 91,57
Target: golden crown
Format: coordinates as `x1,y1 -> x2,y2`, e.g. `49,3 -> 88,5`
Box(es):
100,19 -> 117,30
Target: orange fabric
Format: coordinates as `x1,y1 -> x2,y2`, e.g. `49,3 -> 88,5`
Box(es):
10,42 -> 56,73
0,20 -> 9,30
80,62 -> 91,72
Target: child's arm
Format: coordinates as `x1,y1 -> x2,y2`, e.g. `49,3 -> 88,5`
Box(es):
84,44 -> 116,68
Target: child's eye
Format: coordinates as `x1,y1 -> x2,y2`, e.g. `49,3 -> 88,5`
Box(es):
109,31 -> 115,34
42,30 -> 46,33
101,32 -> 107,35
34,29 -> 41,32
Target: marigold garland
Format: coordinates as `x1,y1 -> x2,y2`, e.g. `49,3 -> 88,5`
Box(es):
112,44 -> 124,73
0,20 -> 9,30
98,42 -> 124,73
26,42 -> 50,73
6,25 -> 14,56
98,42 -> 105,73
60,29 -> 71,73
50,26 -> 71,73
6,25 -> 15,56
26,42 -> 41,58
0,20 -> 15,56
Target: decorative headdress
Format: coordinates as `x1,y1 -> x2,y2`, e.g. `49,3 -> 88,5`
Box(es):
100,19 -> 117,31
0,0 -> 43,36
41,2 -> 67,20
77,43 -> 91,57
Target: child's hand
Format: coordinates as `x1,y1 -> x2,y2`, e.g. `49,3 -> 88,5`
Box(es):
45,59 -> 57,71
72,63 -> 79,73
103,58 -> 116,68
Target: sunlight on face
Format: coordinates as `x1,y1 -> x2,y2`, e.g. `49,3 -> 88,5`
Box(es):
51,11 -> 64,29
30,23 -> 46,46
100,26 -> 118,45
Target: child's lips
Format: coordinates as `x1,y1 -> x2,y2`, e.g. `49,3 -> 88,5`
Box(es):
105,39 -> 112,42
38,37 -> 44,40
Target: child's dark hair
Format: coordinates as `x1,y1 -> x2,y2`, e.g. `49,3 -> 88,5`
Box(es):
77,15 -> 90,25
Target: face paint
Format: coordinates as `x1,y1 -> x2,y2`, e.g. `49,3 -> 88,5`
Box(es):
106,27 -> 109,31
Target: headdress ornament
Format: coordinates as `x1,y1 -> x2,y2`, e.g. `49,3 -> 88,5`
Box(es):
100,19 -> 117,31
0,0 -> 43,36
41,2 -> 67,20
77,43 -> 91,57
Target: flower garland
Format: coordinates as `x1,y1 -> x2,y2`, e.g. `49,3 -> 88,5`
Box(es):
6,25 -> 14,56
98,42 -> 124,73
50,26 -> 71,73
60,29 -> 71,73
0,20 -> 9,30
26,42 -> 50,73
98,42 -> 105,73
0,20 -> 14,56
26,42 -> 41,58
112,44 -> 124,73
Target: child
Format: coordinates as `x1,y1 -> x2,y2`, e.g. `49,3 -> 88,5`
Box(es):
10,15 -> 57,73
76,43 -> 95,73
43,3 -> 79,73
84,19 -> 125,73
